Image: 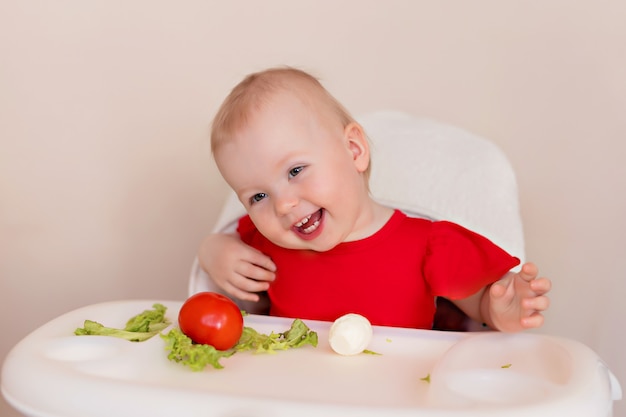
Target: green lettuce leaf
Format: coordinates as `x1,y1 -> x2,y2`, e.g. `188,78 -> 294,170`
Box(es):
74,303 -> 170,342
161,328 -> 235,371
163,318 -> 318,371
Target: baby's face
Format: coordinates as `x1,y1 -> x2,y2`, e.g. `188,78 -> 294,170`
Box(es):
214,92 -> 371,251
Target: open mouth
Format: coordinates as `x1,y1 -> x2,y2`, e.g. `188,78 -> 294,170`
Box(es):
293,209 -> 323,235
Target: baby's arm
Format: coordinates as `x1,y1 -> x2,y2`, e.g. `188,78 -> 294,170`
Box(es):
198,233 -> 276,302
453,262 -> 551,332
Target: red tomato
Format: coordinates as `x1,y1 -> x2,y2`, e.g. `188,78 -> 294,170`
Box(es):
178,292 -> 244,350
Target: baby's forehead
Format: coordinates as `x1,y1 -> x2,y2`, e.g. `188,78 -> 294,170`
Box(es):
234,88 -> 331,132
212,75 -> 344,151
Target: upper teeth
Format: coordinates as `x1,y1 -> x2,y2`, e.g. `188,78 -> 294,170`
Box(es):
295,215 -> 312,227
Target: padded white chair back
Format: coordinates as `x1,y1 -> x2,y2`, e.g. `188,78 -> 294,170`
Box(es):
365,111 -> 524,260
189,111 -> 525,311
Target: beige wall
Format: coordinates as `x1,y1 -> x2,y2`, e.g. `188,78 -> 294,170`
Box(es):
1,1 -> 624,416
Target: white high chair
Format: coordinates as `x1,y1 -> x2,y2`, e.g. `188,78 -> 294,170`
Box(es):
189,110 -> 526,325
3,111 -> 622,417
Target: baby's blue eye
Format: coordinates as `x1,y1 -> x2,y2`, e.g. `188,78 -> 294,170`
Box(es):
289,166 -> 304,178
250,193 -> 267,205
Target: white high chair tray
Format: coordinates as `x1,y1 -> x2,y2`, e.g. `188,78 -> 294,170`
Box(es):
2,300 -> 620,417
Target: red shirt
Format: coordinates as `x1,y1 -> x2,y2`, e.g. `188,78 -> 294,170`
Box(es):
238,210 -> 519,329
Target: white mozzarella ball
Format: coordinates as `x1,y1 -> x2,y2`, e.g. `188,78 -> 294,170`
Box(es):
328,313 -> 373,355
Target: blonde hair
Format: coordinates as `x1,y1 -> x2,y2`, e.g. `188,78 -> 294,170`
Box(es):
211,67 -> 352,148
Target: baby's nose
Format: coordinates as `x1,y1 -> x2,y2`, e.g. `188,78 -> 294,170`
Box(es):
274,192 -> 299,215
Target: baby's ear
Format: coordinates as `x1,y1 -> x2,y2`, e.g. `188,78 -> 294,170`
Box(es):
344,122 -> 370,173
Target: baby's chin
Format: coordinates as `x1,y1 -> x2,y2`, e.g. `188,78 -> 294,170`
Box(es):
269,235 -> 340,252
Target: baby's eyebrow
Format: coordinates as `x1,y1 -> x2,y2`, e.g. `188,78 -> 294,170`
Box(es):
237,189 -> 256,200
276,150 -> 306,169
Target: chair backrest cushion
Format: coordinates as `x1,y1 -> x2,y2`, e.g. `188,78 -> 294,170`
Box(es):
362,111 -> 524,261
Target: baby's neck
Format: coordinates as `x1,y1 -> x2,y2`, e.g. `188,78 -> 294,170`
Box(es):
345,201 -> 395,242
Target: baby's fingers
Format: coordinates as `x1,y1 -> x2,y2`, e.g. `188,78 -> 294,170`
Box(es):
231,264 -> 273,292
241,247 -> 277,274
235,260 -> 276,284
221,279 -> 265,303
490,268 -> 518,296
530,277 -> 552,294
518,262 -> 539,282
521,312 -> 545,329
523,295 -> 550,312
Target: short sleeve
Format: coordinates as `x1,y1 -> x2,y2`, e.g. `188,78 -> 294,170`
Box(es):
424,221 -> 520,299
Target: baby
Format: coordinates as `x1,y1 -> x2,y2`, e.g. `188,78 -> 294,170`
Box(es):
199,67 -> 551,332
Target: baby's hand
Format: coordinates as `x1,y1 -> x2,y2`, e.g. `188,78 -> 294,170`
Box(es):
488,262 -> 551,332
198,233 -> 276,302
